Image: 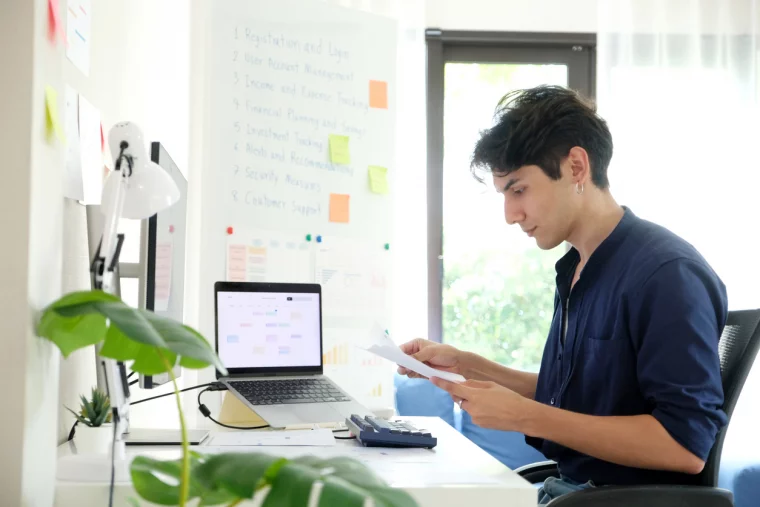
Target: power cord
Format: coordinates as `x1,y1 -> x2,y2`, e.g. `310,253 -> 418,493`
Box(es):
197,387 -> 270,430
130,382 -> 219,406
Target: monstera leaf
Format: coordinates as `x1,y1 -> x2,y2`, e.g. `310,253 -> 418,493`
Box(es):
130,452 -> 417,507
36,290 -> 226,375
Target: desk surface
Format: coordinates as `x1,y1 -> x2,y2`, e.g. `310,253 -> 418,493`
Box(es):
56,416 -> 537,507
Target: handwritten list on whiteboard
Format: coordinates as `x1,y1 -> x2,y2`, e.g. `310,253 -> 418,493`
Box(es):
207,0 -> 396,237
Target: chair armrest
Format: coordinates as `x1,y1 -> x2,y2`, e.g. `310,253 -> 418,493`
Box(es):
549,485 -> 734,507
514,460 -> 559,483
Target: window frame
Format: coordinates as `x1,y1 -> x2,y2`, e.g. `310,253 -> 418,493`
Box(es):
425,29 -> 597,342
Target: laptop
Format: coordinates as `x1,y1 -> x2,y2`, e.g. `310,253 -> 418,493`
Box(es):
214,281 -> 373,429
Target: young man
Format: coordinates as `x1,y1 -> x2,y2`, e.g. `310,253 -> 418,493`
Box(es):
397,85 -> 727,504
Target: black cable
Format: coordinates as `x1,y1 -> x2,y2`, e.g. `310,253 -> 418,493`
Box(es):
128,379 -> 138,386
130,382 -> 218,406
197,388 -> 270,430
127,371 -> 135,379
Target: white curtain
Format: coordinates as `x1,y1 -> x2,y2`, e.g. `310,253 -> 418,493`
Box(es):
597,0 -> 760,462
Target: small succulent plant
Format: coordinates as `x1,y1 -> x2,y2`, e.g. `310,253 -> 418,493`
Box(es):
66,387 -> 112,427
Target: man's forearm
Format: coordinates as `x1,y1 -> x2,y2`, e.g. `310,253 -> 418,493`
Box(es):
461,352 -> 538,399
521,402 -> 705,474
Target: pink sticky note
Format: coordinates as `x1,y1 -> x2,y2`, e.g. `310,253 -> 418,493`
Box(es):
48,0 -> 61,44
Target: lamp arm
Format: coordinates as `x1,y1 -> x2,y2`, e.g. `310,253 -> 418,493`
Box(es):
91,151 -> 133,452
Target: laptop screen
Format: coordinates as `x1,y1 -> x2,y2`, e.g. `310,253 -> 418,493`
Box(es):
216,289 -> 322,370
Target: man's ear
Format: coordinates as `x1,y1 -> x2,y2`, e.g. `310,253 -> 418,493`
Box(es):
567,146 -> 591,184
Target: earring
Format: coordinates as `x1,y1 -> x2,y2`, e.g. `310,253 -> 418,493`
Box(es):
576,182 -> 584,195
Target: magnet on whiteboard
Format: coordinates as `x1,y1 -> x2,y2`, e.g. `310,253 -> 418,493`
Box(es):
226,227 -> 234,235
306,234 -> 312,241
316,235 -> 322,243
384,243 -> 390,250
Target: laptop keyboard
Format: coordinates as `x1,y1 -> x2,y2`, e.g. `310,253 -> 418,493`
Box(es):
228,378 -> 352,405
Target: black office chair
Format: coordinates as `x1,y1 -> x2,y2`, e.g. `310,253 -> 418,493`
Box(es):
515,308 -> 760,507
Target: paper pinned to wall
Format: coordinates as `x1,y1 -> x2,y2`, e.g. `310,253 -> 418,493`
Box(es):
66,0 -> 92,76
154,239 -> 173,312
78,93 -> 102,204
226,228 -> 314,283
315,237 -> 390,320
63,85 -> 84,200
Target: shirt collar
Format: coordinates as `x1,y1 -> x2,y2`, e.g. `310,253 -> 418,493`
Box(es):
555,206 -> 636,284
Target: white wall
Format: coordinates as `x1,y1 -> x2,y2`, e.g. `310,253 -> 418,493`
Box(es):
0,0 -> 65,504
426,0 -> 598,32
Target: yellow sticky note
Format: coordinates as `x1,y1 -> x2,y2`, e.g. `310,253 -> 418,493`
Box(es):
368,166 -> 389,194
45,85 -> 64,142
329,193 -> 350,223
329,134 -> 350,165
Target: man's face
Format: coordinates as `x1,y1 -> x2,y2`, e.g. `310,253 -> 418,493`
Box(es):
493,161 -> 577,250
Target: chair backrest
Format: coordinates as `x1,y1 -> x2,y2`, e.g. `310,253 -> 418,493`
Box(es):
700,308 -> 760,486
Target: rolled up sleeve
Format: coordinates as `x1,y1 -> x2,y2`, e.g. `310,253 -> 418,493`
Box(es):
630,258 -> 728,461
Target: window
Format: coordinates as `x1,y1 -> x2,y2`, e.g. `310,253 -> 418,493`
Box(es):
426,31 -> 596,370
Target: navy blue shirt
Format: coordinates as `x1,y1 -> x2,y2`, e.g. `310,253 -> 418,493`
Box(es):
527,207 -> 728,486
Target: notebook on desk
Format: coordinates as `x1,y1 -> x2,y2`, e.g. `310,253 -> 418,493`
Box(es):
214,281 -> 373,429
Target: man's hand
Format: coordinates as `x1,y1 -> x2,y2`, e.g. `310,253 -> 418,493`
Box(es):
397,338 -> 465,379
431,377 -> 532,432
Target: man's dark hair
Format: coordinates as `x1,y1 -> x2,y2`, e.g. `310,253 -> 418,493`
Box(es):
470,85 -> 613,189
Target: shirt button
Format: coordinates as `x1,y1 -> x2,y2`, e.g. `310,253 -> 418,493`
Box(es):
557,353 -> 562,361
550,397 -> 556,405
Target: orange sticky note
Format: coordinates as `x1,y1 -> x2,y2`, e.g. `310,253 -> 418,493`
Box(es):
369,80 -> 388,109
329,194 -> 350,223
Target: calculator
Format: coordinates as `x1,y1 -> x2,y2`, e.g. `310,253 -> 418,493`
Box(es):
346,414 -> 437,448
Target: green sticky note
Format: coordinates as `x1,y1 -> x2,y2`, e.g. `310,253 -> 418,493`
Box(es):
329,134 -> 350,165
368,166 -> 389,194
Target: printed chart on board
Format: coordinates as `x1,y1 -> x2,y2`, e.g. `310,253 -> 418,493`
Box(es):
226,228 -> 314,284
315,236 -> 394,409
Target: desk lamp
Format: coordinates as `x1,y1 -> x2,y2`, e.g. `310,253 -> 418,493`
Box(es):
90,121 -> 180,455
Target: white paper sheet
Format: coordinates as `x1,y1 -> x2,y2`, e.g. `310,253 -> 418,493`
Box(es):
66,0 -> 92,76
63,85 -> 84,200
205,429 -> 335,447
359,326 -> 466,383
78,93 -> 102,204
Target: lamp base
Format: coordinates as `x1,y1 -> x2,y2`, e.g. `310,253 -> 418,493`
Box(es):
123,428 -> 210,446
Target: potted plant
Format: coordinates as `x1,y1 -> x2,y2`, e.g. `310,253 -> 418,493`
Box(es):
67,387 -> 113,454
38,289 -> 417,507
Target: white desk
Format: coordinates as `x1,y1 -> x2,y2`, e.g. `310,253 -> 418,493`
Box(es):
55,416 -> 537,507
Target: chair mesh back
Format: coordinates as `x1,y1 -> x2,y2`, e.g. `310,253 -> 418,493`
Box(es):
701,309 -> 760,487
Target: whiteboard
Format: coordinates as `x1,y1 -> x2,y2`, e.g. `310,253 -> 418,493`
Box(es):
197,0 -> 398,408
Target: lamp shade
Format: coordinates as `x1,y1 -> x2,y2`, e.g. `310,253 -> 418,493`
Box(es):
101,161 -> 180,219
100,121 -> 180,220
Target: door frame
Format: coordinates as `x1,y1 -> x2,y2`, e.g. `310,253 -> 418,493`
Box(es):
425,30 -> 597,342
